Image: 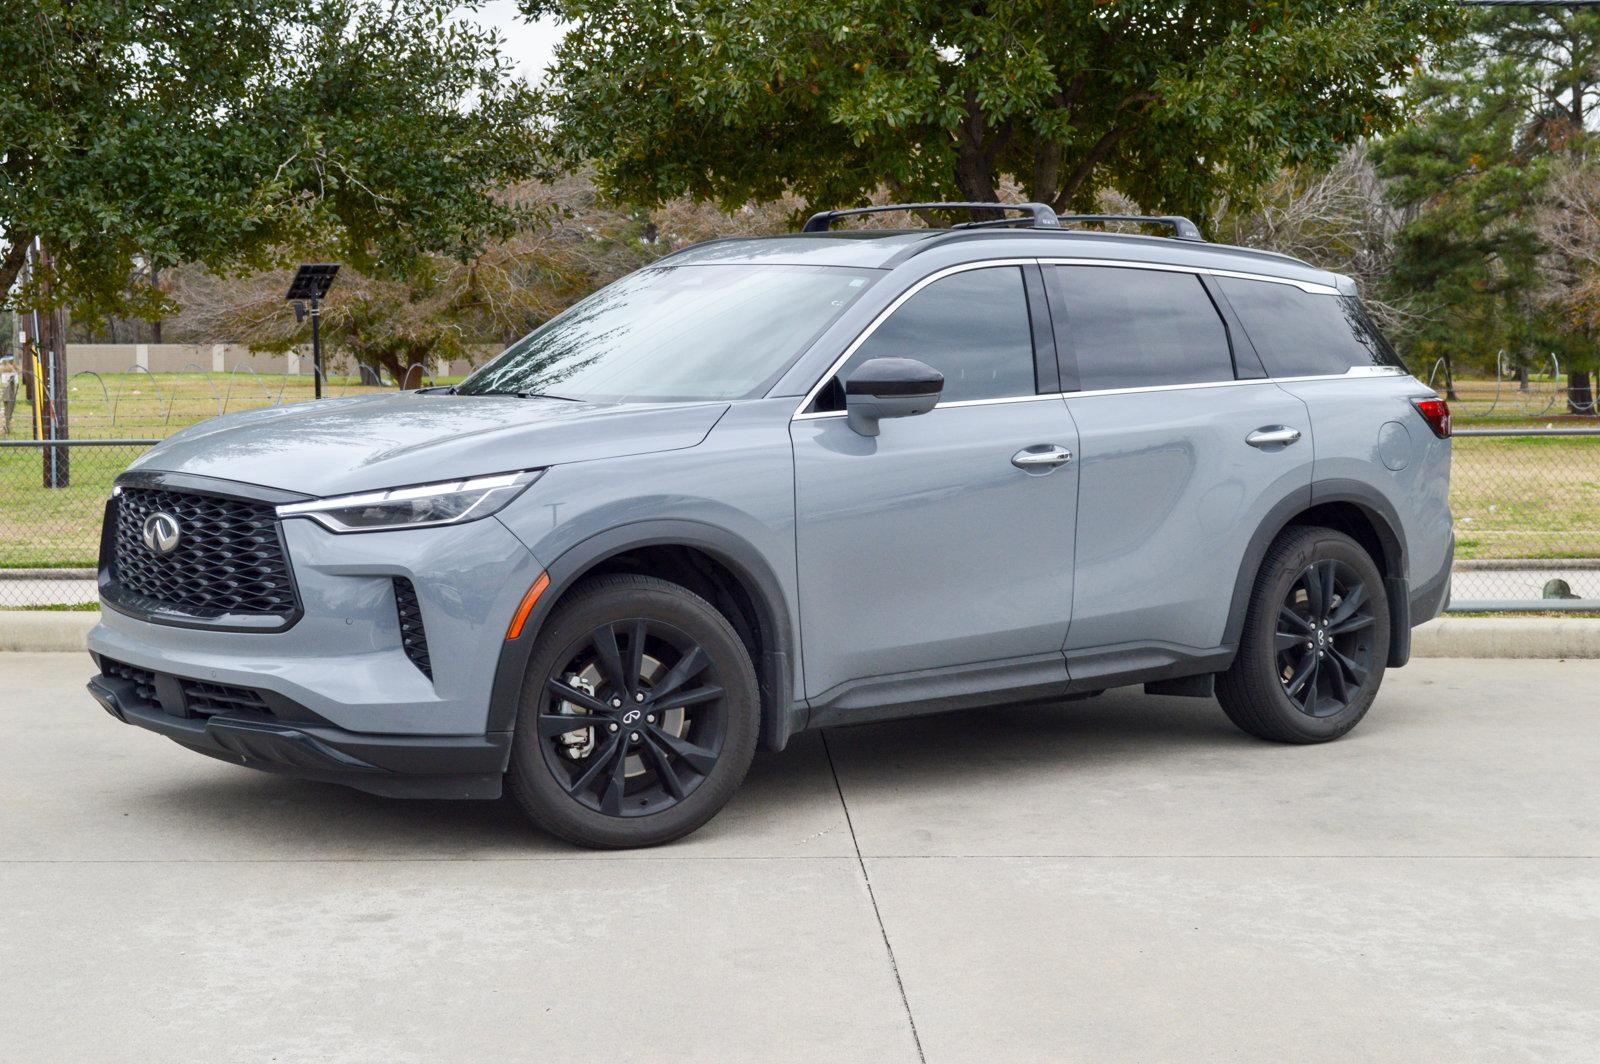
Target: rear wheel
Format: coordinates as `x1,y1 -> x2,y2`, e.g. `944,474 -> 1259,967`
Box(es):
1216,526 -> 1390,743
506,574 -> 759,848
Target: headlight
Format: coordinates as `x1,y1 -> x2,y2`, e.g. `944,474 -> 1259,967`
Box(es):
277,470 -> 543,533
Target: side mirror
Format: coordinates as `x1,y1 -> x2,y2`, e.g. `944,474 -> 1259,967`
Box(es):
844,357 -> 944,437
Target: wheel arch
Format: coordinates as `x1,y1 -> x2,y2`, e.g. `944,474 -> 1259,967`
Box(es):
487,520 -> 800,752
1224,483 -> 1411,669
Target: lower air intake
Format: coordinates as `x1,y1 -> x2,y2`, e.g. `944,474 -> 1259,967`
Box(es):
393,578 -> 434,680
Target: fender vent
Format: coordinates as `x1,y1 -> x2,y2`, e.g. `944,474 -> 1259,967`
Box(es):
393,578 -> 433,680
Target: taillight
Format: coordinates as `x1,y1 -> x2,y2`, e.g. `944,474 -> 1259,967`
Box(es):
1411,397 -> 1451,438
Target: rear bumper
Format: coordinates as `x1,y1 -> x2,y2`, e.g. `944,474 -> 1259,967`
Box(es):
88,659 -> 509,799
1410,533 -> 1454,624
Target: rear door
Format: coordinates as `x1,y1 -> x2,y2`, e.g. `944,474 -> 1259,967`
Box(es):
1048,262 -> 1314,659
791,263 -> 1080,702
1213,277 -> 1453,595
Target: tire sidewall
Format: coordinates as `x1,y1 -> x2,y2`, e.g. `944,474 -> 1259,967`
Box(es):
507,577 -> 759,849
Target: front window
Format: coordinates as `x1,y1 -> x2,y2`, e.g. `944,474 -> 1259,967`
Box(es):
458,264 -> 878,403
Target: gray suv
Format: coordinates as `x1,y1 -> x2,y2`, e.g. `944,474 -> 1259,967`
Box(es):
86,203 -> 1454,849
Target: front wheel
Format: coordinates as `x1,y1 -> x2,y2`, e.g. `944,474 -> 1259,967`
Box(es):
506,574 -> 759,849
1216,526 -> 1390,744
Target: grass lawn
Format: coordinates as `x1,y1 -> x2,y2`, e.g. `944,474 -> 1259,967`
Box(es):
1451,434 -> 1600,561
20,371 -> 402,440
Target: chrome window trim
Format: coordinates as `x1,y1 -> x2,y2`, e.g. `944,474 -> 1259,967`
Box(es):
1042,257 -> 1341,295
795,367 -> 1410,422
790,256 -> 1363,422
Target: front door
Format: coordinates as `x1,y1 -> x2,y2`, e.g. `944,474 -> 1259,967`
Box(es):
790,264 -> 1080,703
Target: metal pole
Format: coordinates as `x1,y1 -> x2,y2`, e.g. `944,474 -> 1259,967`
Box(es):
311,296 -> 322,399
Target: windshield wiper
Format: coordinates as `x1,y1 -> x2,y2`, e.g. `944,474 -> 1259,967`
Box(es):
463,388 -> 582,402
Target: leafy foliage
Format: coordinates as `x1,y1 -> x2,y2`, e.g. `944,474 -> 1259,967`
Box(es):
162,175 -> 800,382
1373,6 -> 1600,389
1,0 -> 542,323
526,0 -> 1457,227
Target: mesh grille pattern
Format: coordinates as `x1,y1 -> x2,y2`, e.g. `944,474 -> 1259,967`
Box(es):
393,578 -> 433,679
112,487 -> 296,618
181,679 -> 273,717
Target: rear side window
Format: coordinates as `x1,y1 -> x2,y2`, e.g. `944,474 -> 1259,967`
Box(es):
831,266 -> 1038,405
1215,277 -> 1406,377
1053,266 -> 1234,391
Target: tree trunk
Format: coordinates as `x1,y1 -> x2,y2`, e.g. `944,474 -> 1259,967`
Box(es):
0,236 -> 32,301
1443,354 -> 1459,402
952,91 -> 1002,216
150,264 -> 163,343
1569,370 -> 1595,415
1516,364 -> 1529,391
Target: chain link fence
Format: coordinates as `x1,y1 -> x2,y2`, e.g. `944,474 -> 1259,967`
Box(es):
2,430 -> 1599,610
1,440 -> 155,608
1450,428 -> 1600,609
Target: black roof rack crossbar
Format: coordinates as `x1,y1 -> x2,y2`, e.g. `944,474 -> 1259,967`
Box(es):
1058,214 -> 1205,242
801,202 -> 1061,233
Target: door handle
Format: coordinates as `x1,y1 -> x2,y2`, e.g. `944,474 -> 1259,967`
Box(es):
1245,426 -> 1302,448
1012,445 -> 1073,470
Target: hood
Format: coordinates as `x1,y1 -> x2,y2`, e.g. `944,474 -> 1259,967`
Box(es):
129,392 -> 730,496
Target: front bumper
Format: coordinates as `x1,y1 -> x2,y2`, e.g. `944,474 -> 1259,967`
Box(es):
88,655 -> 508,798
89,510 -> 545,737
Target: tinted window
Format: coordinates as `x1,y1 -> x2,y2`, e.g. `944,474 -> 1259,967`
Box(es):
1216,277 -> 1406,377
831,266 -> 1038,405
1054,266 -> 1234,391
459,264 -> 875,402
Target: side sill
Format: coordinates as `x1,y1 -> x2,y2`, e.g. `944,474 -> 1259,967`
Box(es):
1065,641 -> 1236,696
804,652 -> 1070,729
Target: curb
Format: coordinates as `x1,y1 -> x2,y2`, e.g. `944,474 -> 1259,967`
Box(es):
3,612 -> 1600,660
0,612 -> 99,653
1408,617 -> 1600,660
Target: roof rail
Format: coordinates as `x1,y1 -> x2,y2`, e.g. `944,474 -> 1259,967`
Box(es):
1058,214 -> 1205,242
801,202 -> 1061,233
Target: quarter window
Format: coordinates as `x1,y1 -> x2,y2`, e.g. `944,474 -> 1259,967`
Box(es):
1215,277 -> 1406,377
1053,266 -> 1235,391
827,266 -> 1039,406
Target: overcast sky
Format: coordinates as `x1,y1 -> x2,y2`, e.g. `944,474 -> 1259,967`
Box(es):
475,1 -> 566,82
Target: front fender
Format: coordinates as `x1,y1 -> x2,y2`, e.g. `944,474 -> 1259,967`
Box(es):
484,518 -> 801,751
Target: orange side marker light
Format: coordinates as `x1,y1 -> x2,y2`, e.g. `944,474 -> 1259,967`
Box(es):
506,572 -> 550,640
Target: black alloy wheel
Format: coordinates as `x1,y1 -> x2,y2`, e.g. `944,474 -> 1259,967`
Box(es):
1216,526 -> 1390,743
537,618 -> 728,817
507,574 -> 759,848
1274,559 -> 1377,717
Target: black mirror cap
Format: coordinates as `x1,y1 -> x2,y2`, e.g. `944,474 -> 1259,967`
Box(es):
845,357 -> 944,399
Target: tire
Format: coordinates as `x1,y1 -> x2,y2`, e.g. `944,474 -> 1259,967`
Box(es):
505,574 -> 760,849
1216,526 -> 1390,744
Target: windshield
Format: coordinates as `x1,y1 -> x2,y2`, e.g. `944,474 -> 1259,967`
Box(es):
457,263 -> 878,402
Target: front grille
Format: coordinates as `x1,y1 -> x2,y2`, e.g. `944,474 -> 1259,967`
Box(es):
181,679 -> 273,717
393,578 -> 433,679
112,487 -> 297,619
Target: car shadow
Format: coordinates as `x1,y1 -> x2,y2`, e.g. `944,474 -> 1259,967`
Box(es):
135,689 -> 1306,854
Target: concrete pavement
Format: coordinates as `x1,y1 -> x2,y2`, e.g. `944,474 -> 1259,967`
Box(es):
2,653 -> 1598,1062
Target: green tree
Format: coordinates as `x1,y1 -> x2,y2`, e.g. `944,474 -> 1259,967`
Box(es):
1373,6 -> 1600,411
525,0 -> 1457,226
1,0 -> 542,325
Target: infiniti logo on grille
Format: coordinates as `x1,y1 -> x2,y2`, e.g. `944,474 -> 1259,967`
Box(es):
141,512 -> 182,556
